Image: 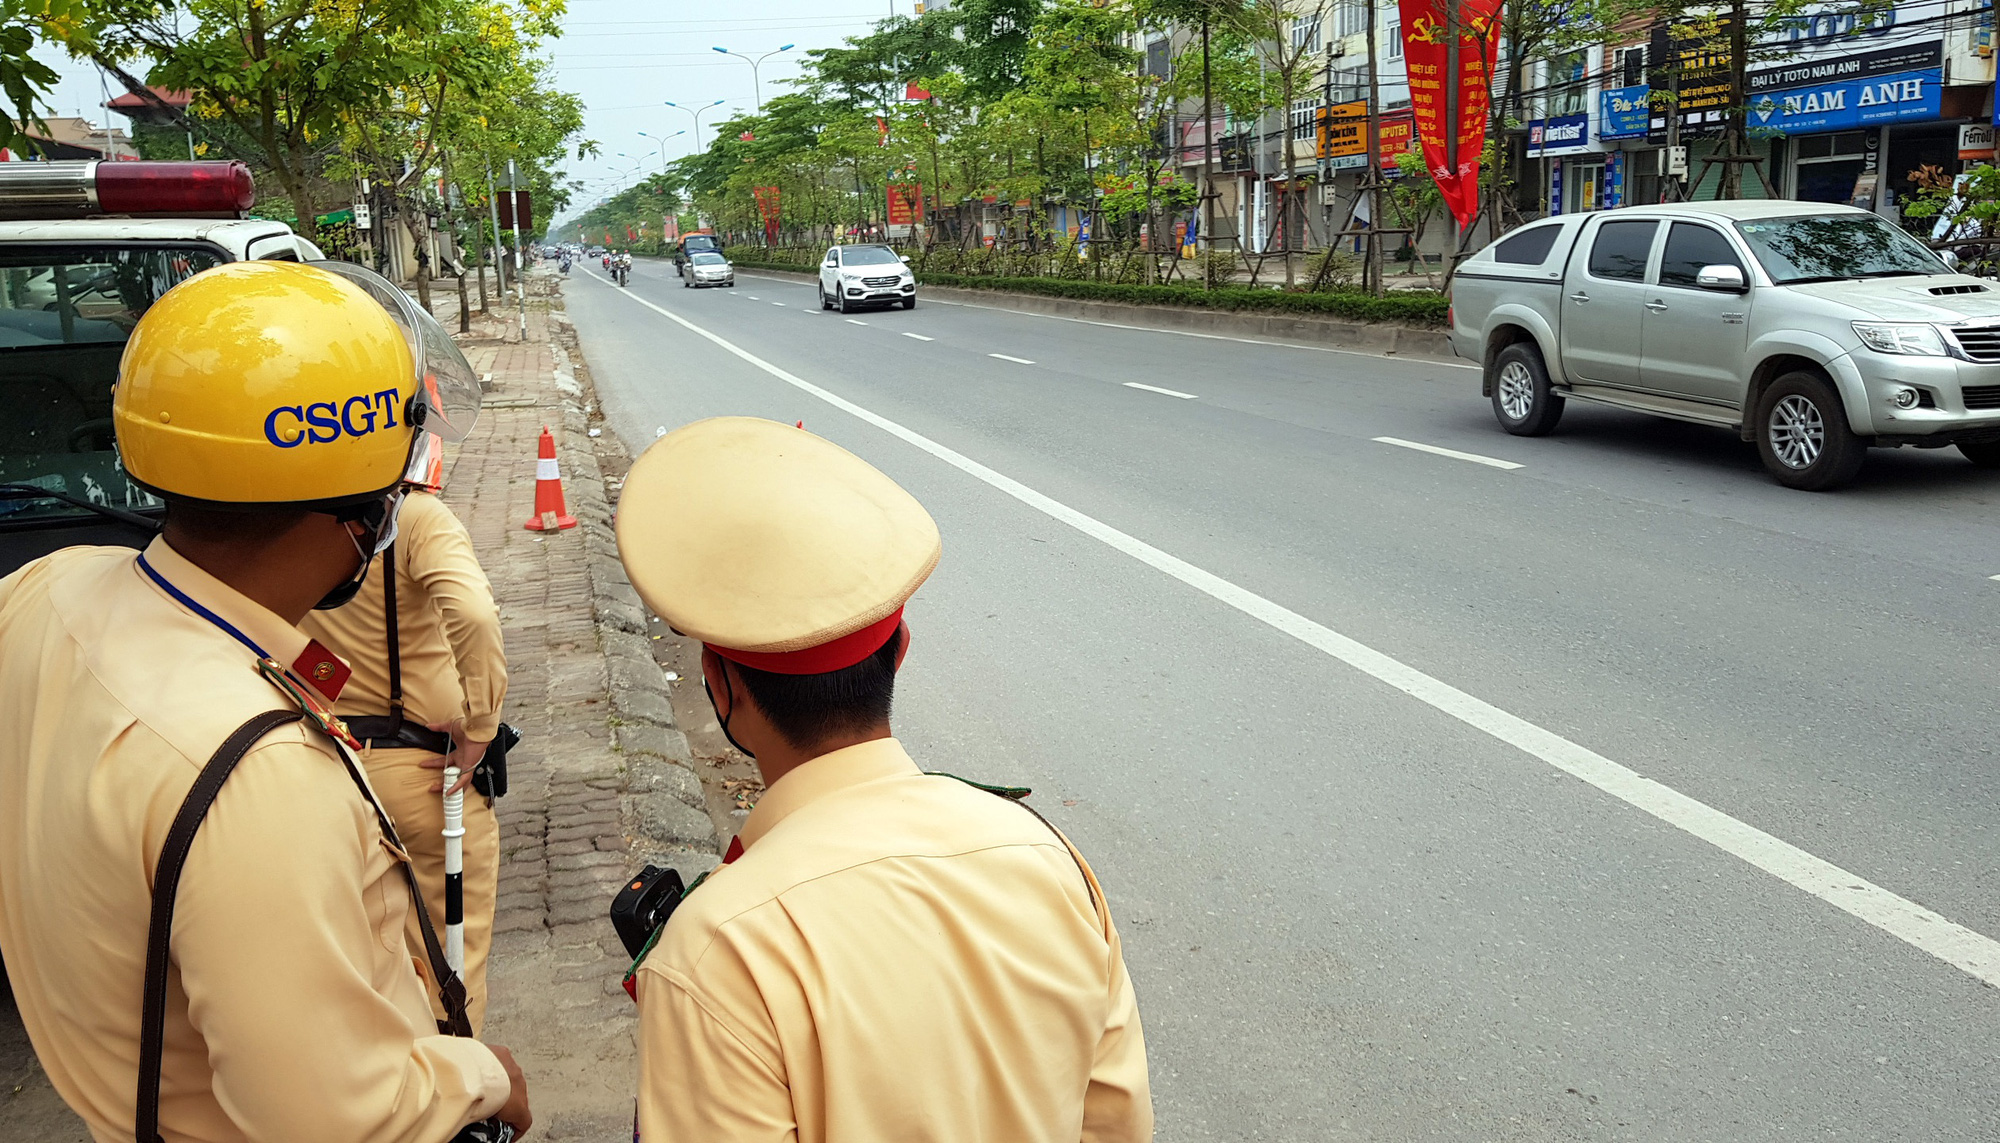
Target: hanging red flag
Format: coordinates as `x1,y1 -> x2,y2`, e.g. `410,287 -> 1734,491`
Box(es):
876,117 -> 890,147
739,131 -> 756,142
1397,0 -> 1502,227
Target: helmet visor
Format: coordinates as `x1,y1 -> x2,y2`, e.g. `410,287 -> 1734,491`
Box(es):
310,261 -> 483,442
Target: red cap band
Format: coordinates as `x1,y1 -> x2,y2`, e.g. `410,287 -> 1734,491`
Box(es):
706,608 -> 903,676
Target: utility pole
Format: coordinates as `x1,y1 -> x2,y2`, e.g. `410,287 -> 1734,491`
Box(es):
484,159 -> 507,298
1443,0 -> 1461,257
1202,18 -> 1218,288
1365,0 -> 1384,295
508,159 -> 527,341
1720,0 -> 1747,200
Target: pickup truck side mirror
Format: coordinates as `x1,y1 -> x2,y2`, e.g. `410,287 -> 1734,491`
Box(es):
1695,264 -> 1748,293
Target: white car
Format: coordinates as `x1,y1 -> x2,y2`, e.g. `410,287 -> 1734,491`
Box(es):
681,251 -> 735,288
817,244 -> 915,313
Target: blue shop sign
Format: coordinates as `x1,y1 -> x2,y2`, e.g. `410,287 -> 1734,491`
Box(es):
1600,85 -> 1650,140
1528,112 -> 1593,157
1749,66 -> 1940,133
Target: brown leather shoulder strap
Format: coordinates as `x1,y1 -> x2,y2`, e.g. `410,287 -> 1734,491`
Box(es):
383,541 -> 405,724
137,708 -> 302,1143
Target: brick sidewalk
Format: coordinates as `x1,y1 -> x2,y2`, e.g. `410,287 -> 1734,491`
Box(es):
441,276 -> 720,1139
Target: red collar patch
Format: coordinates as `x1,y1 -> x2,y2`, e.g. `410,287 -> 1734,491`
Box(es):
293,640 -> 351,702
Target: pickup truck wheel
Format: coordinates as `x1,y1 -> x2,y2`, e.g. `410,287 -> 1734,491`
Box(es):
1491,343 -> 1563,436
1755,370 -> 1866,491
1958,440 -> 2000,467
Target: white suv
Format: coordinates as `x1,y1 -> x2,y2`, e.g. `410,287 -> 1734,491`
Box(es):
818,244 -> 915,313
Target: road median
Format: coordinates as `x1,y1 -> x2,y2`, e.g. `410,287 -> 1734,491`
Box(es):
722,261 -> 1454,359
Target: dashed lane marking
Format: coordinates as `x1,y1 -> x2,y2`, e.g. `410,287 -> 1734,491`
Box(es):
989,353 -> 1035,365
1124,382 -> 1198,400
902,332 -> 935,341
597,275 -> 2000,992
1373,436 -> 1523,470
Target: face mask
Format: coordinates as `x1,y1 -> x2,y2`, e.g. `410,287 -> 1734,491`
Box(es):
703,669 -> 756,761
313,491 -> 407,611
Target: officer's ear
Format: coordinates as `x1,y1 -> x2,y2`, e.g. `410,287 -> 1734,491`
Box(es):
891,621 -> 911,673
700,647 -> 732,719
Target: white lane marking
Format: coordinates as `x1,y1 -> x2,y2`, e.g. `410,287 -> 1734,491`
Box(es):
746,296 -> 760,300
1124,382 -> 1198,400
772,302 -> 786,307
738,272 -> 1476,370
601,281 -> 2000,990
846,319 -> 869,326
989,353 -> 1036,365
901,332 -> 935,342
1373,436 -> 1523,470
1989,575 -> 2000,582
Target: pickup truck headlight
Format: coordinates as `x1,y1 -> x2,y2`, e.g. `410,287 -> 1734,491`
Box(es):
1852,322 -> 1947,356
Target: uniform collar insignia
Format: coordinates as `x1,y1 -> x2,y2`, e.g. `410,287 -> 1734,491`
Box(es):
256,657 -> 362,750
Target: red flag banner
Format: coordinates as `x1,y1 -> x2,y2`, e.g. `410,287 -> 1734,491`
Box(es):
886,183 -> 923,227
752,186 -> 782,242
1397,0 -> 1502,227
663,214 -> 679,242
876,117 -> 890,147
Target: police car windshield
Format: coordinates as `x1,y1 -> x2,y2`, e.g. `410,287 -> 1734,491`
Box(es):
0,246 -> 212,524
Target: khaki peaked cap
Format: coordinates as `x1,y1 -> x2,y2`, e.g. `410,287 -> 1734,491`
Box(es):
615,417 -> 940,670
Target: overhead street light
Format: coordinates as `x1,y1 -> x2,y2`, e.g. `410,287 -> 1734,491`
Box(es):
637,130 -> 686,171
711,44 -> 793,112
664,99 -> 729,150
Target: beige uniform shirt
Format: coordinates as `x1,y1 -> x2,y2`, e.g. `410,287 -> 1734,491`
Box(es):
0,537 -> 510,1143
302,491 -> 508,740
635,738 -> 1152,1143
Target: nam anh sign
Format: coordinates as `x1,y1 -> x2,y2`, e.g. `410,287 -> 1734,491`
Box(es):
1527,113 -> 1591,157
1749,67 -> 1940,133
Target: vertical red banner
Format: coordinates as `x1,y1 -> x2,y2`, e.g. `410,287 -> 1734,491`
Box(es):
752,186 -> 782,242
1397,0 -> 1502,227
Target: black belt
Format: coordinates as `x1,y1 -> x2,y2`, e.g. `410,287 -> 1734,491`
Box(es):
344,716 -> 451,754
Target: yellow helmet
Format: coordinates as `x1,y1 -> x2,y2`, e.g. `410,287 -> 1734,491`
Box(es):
114,260 -> 479,508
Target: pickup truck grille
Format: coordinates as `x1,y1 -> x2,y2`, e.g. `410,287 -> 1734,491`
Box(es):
1951,326 -> 2000,362
862,275 -> 902,288
1963,385 -> 2000,410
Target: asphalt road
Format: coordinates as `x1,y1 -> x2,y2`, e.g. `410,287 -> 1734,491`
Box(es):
565,259 -> 2000,1142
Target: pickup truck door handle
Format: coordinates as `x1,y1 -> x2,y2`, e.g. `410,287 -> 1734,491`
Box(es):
1644,299 -> 1669,312
1568,291 -> 1590,304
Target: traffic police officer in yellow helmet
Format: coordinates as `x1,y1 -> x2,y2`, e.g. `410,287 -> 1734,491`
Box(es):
0,260 -> 533,1143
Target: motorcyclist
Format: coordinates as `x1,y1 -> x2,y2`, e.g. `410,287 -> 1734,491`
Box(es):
615,250 -> 633,287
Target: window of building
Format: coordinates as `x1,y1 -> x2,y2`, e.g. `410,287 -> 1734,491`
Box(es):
1567,159 -> 1605,214
1291,14 -> 1320,52
1386,21 -> 1402,58
1613,44 -> 1646,87
1335,0 -> 1366,38
1146,38 -> 1171,78
1546,50 -> 1587,117
1291,99 -> 1319,143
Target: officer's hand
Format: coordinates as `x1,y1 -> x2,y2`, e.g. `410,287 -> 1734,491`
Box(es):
423,719 -> 488,796
486,1044 -> 533,1139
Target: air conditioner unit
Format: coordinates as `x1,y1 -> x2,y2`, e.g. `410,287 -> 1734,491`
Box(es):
1327,41 -> 1346,58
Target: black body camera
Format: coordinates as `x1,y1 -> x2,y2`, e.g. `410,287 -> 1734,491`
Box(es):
474,723 -> 519,798
451,1117 -> 517,1143
609,864 -> 686,959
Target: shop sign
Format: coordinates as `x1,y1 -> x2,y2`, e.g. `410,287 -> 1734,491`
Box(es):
1746,40 -> 1940,96
1748,67 -> 1940,133
1604,151 -> 1625,208
1648,15 -> 1735,140
1527,113 -> 1592,157
1548,162 -> 1563,216
1379,114 -> 1415,173
1959,123 -> 1995,160
1316,101 -> 1369,160
1599,85 -> 1650,140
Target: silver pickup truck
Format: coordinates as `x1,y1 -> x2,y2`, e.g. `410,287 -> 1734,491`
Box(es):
1448,201 -> 2000,490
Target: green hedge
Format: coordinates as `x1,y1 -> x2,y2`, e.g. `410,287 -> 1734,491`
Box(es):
724,255 -> 1445,327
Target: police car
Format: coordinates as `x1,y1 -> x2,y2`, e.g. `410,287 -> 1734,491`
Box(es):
0,160 -> 326,569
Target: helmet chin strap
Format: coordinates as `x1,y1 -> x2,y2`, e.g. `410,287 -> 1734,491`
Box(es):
313,491 -> 406,611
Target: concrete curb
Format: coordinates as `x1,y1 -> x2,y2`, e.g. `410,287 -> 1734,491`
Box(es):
544,305 -> 723,888
733,265 -> 1454,360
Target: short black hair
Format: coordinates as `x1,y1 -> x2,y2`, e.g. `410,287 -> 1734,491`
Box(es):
161,499 -> 311,546
731,630 -> 901,751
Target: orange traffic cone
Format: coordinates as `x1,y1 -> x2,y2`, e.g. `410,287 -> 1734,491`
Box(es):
524,426 -> 578,532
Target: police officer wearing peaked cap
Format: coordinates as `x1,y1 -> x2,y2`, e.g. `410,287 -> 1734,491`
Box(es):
616,417 -> 1153,1143
0,260 -> 533,1143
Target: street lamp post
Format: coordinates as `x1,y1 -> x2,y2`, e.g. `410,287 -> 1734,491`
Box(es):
710,44 -> 794,112
664,99 -> 728,150
638,130 -> 685,171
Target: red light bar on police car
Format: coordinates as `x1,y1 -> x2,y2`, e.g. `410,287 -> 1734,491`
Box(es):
0,160 -> 255,221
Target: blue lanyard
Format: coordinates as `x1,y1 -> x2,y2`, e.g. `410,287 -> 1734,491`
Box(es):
136,553 -> 273,661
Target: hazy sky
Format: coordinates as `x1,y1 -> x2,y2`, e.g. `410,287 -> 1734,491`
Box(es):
28,0 -> 908,225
